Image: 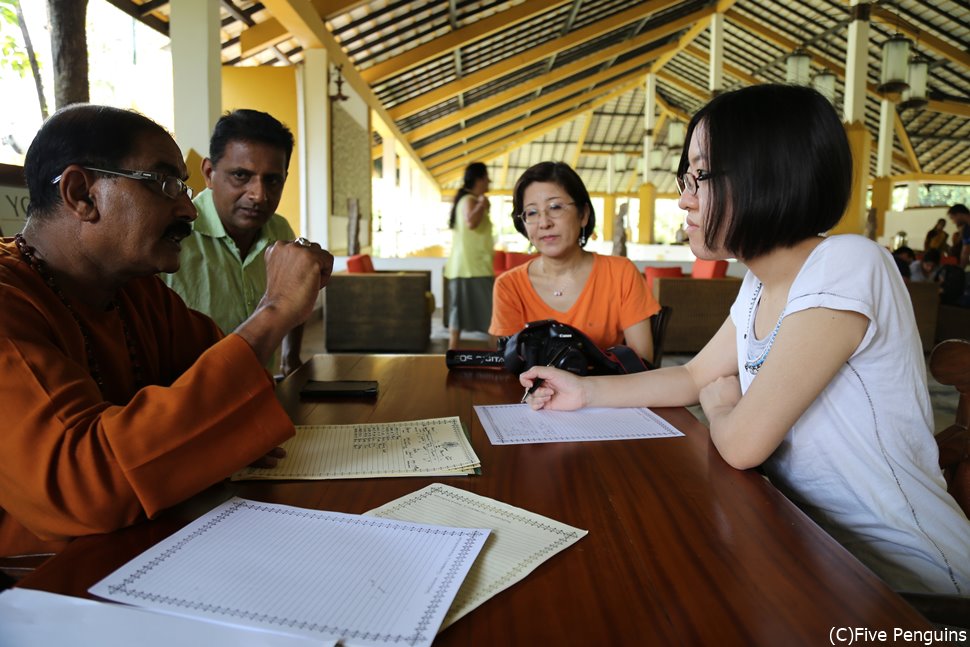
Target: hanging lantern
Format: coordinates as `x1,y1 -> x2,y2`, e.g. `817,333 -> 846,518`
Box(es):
811,70 -> 837,104
667,121 -> 686,150
670,157 -> 681,174
899,54 -> 929,110
649,149 -> 665,171
785,49 -> 811,86
878,34 -> 911,93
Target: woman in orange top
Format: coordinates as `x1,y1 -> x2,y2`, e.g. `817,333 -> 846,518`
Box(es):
489,162 -> 659,362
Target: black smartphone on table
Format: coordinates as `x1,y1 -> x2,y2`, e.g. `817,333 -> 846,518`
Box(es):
299,380 -> 379,399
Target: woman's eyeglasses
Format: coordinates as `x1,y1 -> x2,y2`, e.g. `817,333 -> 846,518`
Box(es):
517,201 -> 575,225
52,167 -> 194,200
676,170 -> 713,196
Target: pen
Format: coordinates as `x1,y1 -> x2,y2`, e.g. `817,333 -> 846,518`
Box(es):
520,346 -> 569,403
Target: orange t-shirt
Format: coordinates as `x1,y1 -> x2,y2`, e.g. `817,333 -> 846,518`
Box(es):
0,239 -> 294,557
489,253 -> 660,349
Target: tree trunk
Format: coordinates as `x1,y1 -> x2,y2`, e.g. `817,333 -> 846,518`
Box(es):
47,0 -> 88,109
10,0 -> 47,119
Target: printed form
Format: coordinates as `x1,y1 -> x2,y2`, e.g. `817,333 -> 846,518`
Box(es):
366,484 -> 587,628
89,498 -> 489,647
475,404 -> 685,444
233,416 -> 480,480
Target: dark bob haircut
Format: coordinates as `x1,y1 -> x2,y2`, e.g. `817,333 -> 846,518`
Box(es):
24,104 -> 171,219
209,109 -> 295,169
449,162 -> 488,229
678,83 -> 852,261
511,161 -> 596,247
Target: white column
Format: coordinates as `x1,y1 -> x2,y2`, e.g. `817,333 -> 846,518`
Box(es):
876,99 -> 895,177
169,0 -> 221,157
843,1 -> 870,124
708,13 -> 724,95
643,73 -> 657,185
298,49 -> 330,245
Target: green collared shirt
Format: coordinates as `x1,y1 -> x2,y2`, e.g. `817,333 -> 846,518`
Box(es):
164,188 -> 295,335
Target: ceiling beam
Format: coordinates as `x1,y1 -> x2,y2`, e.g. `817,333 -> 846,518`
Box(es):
426,61 -> 659,171
870,5 -> 970,71
570,114 -> 592,168
388,0 -> 684,121
403,6 -> 711,144
434,79 -> 642,183
893,114 -> 921,174
239,0 -> 361,60
683,44 -> 761,87
259,0 -> 437,186
416,42 -> 676,161
926,99 -> 970,118
362,0 -> 571,85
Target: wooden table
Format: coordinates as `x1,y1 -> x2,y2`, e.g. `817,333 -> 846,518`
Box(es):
19,354 -> 934,645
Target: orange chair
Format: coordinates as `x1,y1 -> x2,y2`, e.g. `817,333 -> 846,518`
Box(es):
493,250 -> 507,276
691,259 -> 728,279
505,252 -> 537,271
644,266 -> 684,293
346,253 -> 375,273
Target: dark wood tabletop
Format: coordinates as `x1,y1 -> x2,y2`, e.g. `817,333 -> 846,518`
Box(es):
18,353 -> 934,645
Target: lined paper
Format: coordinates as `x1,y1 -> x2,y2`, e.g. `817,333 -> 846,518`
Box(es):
366,484 -> 588,628
89,498 -> 489,647
233,416 -> 481,480
475,404 -> 684,444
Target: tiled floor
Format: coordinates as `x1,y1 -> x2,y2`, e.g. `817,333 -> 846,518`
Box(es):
303,307 -> 959,432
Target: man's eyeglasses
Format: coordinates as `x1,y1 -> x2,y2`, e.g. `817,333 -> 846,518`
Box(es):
517,201 -> 576,225
52,167 -> 194,200
676,170 -> 713,196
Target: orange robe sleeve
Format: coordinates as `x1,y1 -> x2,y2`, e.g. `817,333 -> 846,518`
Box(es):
0,243 -> 294,556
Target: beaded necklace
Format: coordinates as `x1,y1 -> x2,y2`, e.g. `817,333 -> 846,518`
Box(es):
15,233 -> 144,392
743,281 -> 786,375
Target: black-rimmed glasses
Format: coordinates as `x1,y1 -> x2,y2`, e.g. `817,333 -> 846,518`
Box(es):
516,201 -> 576,226
676,170 -> 713,196
52,167 -> 194,200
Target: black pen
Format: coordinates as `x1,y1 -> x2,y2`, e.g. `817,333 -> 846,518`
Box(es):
520,346 -> 568,403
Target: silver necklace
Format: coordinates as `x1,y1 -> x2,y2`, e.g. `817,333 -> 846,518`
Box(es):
743,282 -> 785,375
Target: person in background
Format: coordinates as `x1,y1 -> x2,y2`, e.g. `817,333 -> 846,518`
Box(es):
520,84 -> 969,596
444,162 -> 494,350
165,109 -> 304,377
947,204 -> 970,268
0,104 -> 332,563
489,162 -> 659,363
909,248 -> 943,283
891,245 -> 915,279
923,218 -> 948,255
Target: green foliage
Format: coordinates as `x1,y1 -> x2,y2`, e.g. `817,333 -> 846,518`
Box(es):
0,0 -> 29,78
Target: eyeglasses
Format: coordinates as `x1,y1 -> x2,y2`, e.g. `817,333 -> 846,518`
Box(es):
676,169 -> 713,196
52,167 -> 194,200
517,201 -> 576,225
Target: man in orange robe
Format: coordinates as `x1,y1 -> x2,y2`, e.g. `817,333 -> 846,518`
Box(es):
0,105 -> 332,563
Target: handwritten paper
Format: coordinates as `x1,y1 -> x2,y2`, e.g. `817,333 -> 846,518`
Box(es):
366,484 -> 587,628
233,416 -> 481,480
474,404 -> 684,445
89,497 -> 489,647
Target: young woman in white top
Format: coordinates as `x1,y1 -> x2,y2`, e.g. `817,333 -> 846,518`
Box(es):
521,83 -> 970,596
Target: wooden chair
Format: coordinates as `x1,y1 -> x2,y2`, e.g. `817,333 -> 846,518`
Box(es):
650,305 -> 673,369
899,338 -> 970,628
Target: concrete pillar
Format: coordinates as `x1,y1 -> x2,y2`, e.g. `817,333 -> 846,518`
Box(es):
708,13 -> 724,96
642,73 -> 657,186
831,121 -> 871,235
297,49 -> 330,245
843,2 -> 870,124
870,176 -> 892,240
169,0 -> 221,159
876,99 -> 895,177
637,183 -> 656,244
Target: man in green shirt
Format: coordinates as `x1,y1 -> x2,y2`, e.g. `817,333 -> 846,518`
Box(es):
165,109 -> 304,376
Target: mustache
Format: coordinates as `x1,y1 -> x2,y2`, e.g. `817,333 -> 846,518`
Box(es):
164,220 -> 194,240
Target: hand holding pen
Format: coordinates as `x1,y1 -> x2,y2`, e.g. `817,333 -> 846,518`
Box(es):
520,346 -> 569,403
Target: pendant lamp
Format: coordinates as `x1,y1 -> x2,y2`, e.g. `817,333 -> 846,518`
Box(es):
812,70 -> 837,104
878,34 -> 911,93
899,54 -> 929,110
786,49 -> 811,86
667,121 -> 686,150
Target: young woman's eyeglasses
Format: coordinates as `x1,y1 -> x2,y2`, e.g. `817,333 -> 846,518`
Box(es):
517,201 -> 575,225
52,167 -> 194,200
676,170 -> 713,196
